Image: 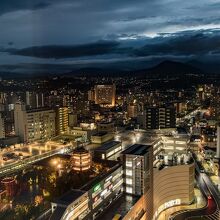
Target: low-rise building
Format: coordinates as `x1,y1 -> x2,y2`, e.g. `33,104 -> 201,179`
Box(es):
50,163 -> 123,220
97,122 -> 114,133
94,141 -> 122,160
91,132 -> 114,144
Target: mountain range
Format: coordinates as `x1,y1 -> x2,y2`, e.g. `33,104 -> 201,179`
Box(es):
0,60 -> 209,79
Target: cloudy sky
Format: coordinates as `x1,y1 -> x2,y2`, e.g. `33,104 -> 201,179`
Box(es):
0,0 -> 220,73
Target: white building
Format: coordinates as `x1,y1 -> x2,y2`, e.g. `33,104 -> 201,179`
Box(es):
14,103 -> 55,143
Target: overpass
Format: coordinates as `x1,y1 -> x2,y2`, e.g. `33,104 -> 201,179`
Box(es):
0,145 -> 73,177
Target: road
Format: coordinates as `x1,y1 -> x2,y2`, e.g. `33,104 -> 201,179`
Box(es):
172,153 -> 220,220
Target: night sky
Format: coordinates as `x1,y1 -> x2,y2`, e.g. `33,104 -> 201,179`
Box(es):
0,0 -> 220,73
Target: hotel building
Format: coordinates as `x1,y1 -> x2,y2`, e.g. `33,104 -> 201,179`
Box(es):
94,84 -> 116,107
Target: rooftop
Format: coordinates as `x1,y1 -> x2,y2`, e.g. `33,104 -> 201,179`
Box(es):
55,189 -> 86,206
26,107 -> 53,113
98,121 -> 114,125
50,207 -> 66,220
72,147 -> 89,154
96,194 -> 140,220
92,132 -> 108,137
154,152 -> 194,170
121,144 -> 151,156
95,141 -> 121,152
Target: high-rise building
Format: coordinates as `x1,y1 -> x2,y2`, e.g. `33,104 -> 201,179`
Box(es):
55,107 -> 69,135
14,102 -> 55,143
0,113 -> 5,139
127,103 -> 138,118
121,144 -> 153,220
94,84 -> 116,107
143,106 -> 176,129
68,113 -> 78,128
0,92 -> 6,104
88,89 -> 95,102
26,91 -> 44,109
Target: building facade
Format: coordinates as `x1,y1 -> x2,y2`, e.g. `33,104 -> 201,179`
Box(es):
14,103 -> 56,143
50,164 -> 124,220
144,107 -> 176,129
153,163 -> 195,220
121,144 -> 154,220
94,84 -> 116,107
26,91 -> 44,109
55,107 -> 69,135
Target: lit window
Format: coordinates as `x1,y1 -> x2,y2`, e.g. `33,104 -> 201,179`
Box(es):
126,161 -> 132,167
126,187 -> 132,194
126,178 -> 132,185
126,169 -> 132,176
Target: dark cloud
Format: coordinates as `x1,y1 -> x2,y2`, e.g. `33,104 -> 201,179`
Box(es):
1,0 -> 220,72
134,30 -> 220,57
0,0 -> 52,15
6,41 -> 121,59
2,29 -> 220,60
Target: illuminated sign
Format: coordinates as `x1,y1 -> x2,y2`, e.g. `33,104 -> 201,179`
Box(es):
93,184 -> 101,192
105,175 -> 112,182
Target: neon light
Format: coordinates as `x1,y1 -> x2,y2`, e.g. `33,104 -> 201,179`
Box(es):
93,184 -> 101,192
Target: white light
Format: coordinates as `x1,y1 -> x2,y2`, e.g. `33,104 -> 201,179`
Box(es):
126,161 -> 132,167
126,169 -> 132,176
126,187 -> 132,194
126,178 -> 132,185
101,189 -> 108,197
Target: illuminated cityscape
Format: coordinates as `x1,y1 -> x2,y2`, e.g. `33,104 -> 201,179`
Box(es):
0,1 -> 220,220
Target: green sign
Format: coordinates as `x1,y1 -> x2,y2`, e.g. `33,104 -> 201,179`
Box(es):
93,183 -> 101,192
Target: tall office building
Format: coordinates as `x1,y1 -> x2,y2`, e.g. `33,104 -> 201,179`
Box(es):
121,144 -> 153,220
0,92 -> 6,104
68,113 -> 78,128
94,84 -> 116,107
143,106 -> 176,129
14,102 -> 55,143
0,113 -> 5,139
127,103 -> 138,118
55,107 -> 69,135
88,89 -> 95,102
26,91 -> 44,109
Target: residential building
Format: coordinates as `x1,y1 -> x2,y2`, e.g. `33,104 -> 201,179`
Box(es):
14,102 -> 55,142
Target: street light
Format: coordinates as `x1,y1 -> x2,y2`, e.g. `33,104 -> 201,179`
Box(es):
52,159 -> 58,166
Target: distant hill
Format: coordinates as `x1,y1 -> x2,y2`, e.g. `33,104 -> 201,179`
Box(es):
136,60 -> 203,76
0,60 -> 205,79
